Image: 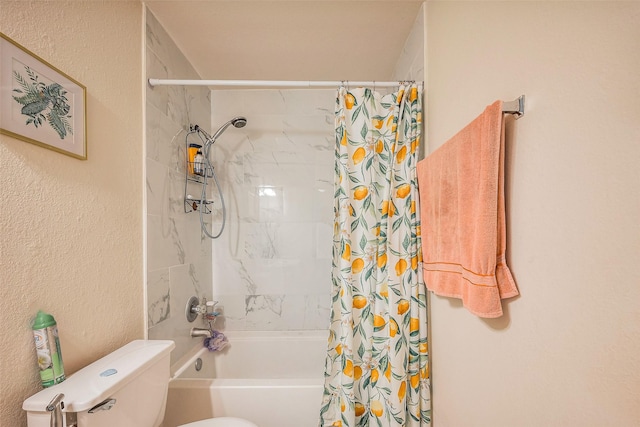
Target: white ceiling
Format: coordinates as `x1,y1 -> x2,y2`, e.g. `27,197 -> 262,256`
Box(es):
145,1 -> 424,82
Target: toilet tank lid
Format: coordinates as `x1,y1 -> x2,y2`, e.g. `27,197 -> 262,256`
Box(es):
23,340 -> 175,413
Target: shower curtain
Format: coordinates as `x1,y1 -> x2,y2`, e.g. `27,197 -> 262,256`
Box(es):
320,84 -> 431,427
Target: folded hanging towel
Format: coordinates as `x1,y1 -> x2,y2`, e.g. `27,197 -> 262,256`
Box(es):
417,100 -> 518,318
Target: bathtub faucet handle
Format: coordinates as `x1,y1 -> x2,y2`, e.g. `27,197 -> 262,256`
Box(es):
195,298 -> 218,315
186,296 -> 221,323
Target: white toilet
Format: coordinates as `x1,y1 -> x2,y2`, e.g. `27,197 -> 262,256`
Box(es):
22,340 -> 257,427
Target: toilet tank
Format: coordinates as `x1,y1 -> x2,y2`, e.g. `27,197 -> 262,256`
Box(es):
23,340 -> 175,427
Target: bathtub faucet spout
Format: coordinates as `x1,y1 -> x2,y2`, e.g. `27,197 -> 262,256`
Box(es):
190,327 -> 212,338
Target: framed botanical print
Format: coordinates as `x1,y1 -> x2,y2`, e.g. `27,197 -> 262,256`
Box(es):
0,32 -> 87,159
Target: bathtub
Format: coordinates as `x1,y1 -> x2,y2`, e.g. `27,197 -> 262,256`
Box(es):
162,330 -> 327,427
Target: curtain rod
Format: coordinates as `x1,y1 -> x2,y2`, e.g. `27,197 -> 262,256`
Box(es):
147,78 -> 524,118
147,78 -> 420,88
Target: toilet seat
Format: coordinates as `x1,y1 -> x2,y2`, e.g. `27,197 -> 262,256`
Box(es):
178,417 -> 258,427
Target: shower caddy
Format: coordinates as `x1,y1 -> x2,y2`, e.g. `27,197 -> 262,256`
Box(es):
184,127 -> 214,214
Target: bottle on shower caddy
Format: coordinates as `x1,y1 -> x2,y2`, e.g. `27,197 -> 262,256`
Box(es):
188,143 -> 202,174
193,150 -> 205,176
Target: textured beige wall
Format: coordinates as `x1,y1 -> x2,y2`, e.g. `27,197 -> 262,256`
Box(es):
426,2 -> 640,426
0,2 -> 144,425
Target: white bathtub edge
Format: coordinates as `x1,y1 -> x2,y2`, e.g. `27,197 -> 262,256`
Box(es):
170,345 -> 208,380
169,377 -> 324,389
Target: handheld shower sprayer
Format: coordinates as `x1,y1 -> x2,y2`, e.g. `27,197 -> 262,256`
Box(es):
189,117 -> 247,239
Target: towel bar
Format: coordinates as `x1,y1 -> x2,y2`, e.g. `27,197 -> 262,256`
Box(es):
502,95 -> 525,119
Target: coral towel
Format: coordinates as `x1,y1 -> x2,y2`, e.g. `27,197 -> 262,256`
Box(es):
417,100 -> 518,318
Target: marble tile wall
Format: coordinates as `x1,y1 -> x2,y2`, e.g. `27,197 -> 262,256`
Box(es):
393,3 -> 426,158
392,2 -> 425,83
202,8 -> 424,331
208,89 -> 336,331
145,9 -> 213,363
144,5 -> 424,338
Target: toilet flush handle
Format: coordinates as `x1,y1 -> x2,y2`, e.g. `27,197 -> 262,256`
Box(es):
88,398 -> 117,413
46,393 -> 64,427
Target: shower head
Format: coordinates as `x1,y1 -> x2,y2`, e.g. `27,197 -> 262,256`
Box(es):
231,116 -> 247,128
205,116 -> 248,145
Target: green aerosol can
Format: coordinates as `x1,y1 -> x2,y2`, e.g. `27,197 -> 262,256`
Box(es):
31,311 -> 65,387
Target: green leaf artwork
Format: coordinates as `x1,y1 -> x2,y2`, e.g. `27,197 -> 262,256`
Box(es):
12,65 -> 73,139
